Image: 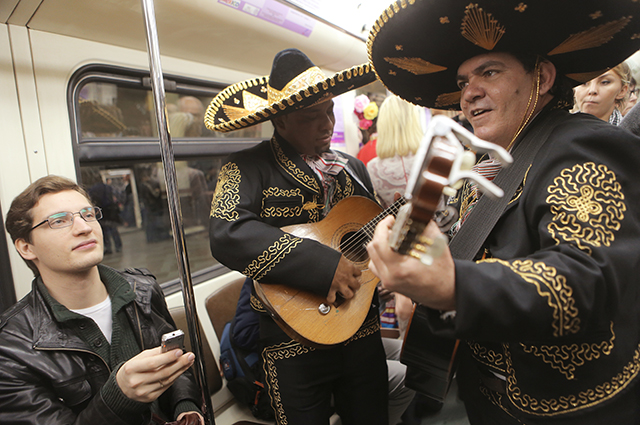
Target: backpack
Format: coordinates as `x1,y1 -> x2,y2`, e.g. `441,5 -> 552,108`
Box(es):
219,320 -> 274,421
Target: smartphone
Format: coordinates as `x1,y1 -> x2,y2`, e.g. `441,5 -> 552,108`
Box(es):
161,329 -> 185,352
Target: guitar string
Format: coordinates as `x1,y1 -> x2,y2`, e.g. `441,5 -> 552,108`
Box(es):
337,196 -> 407,261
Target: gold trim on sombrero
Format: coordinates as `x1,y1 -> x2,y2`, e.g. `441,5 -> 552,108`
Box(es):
434,91 -> 462,108
514,3 -> 527,13
79,99 -> 127,131
204,75 -> 268,131
267,66 -> 326,105
461,3 -> 506,51
366,0 -> 414,53
222,91 -> 270,121
206,62 -> 375,132
384,57 -> 447,75
548,16 -> 631,56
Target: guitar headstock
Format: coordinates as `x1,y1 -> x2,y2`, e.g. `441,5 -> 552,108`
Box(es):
389,115 -> 512,265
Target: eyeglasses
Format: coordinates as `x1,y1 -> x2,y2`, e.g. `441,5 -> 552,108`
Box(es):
31,207 -> 103,231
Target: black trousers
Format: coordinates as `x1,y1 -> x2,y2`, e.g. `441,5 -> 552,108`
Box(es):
260,312 -> 389,425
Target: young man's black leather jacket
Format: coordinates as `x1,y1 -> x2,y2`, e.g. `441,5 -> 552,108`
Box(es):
0,266 -> 201,425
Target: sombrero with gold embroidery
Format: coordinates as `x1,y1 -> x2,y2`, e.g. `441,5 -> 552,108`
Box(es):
205,48 -> 377,132
367,0 -> 640,110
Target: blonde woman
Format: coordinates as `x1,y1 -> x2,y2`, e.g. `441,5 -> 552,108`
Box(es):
574,61 -> 632,125
366,95 -> 427,209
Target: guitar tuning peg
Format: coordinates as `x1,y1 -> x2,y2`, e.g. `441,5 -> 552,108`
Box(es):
409,234 -> 448,266
461,151 -> 476,171
443,186 -> 458,197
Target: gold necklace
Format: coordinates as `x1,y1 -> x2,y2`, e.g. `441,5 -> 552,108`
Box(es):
506,58 -> 542,151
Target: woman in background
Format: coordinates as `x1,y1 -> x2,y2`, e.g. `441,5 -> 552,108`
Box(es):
367,95 -> 428,339
622,76 -> 637,117
574,61 -> 632,125
366,95 -> 427,209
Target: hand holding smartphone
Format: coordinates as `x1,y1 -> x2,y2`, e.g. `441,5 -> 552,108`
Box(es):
161,329 -> 185,353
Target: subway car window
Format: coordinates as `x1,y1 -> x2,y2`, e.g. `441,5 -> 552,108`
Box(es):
78,81 -> 269,141
79,159 -> 221,284
70,66 -> 270,286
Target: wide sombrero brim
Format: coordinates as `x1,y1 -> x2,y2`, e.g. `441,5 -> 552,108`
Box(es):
367,0 -> 640,110
205,62 -> 377,133
79,99 -> 127,133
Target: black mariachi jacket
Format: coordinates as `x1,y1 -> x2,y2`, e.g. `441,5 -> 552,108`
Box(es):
209,133 -> 376,298
0,266 -> 201,425
435,109 -> 640,422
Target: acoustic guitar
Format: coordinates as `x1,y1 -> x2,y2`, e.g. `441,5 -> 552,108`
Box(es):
254,195 -> 407,348
391,115 -> 510,403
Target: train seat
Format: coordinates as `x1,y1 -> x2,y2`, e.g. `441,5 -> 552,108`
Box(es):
169,306 -> 223,395
205,276 -> 245,341
205,277 -> 272,425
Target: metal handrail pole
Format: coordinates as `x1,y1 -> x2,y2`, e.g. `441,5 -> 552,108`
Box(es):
139,0 -> 215,423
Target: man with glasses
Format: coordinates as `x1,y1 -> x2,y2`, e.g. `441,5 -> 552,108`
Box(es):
0,175 -> 204,425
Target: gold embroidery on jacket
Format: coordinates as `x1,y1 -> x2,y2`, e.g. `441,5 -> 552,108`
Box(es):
242,234 -> 303,281
250,294 -> 267,313
546,162 -> 625,255
508,166 -> 530,206
261,187 -> 306,219
210,162 -> 241,221
479,385 -> 520,420
520,322 -> 615,380
468,341 -> 506,371
271,138 -> 320,194
505,343 -> 640,416
343,174 -> 356,198
480,259 -> 579,337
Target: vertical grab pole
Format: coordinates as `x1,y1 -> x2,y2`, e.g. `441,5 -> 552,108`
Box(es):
139,0 -> 215,423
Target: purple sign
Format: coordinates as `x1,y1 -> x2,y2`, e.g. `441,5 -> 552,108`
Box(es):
219,0 -> 316,37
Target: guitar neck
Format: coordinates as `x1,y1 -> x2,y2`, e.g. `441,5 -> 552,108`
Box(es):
357,196 -> 408,244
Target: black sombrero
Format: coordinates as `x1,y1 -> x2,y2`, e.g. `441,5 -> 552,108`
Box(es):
205,48 -> 377,132
79,99 -> 127,133
367,0 -> 640,109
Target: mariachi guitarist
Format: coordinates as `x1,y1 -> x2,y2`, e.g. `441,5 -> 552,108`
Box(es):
207,49 -> 389,425
366,1 -> 640,424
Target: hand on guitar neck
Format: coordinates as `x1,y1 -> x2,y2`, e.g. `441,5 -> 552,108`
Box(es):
327,256 -> 362,305
367,215 -> 456,311
367,114 -> 510,310
366,115 -> 512,403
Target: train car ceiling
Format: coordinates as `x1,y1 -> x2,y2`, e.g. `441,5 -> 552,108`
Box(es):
3,0 -> 372,75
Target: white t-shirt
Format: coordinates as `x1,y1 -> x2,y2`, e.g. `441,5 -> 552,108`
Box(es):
71,296 -> 113,343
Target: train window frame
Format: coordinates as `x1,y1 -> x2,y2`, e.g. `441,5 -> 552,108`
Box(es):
67,64 -> 263,294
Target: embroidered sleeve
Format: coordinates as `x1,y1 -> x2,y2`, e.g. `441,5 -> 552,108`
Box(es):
210,162 -> 241,222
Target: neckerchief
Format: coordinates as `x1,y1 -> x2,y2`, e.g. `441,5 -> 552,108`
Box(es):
302,151 -> 348,216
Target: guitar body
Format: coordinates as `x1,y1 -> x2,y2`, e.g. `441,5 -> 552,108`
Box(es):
254,196 -> 384,348
401,305 -> 460,403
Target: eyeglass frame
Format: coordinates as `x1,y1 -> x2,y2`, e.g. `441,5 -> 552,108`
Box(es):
30,207 -> 103,231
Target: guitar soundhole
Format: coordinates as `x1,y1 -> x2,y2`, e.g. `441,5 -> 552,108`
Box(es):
339,231 -> 369,263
